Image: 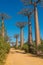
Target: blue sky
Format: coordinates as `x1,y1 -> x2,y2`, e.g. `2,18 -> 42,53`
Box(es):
0,0 -> 43,42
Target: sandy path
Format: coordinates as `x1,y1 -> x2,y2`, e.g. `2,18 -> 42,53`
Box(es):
5,48 -> 43,65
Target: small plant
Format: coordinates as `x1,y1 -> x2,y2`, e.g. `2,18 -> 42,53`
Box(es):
32,40 -> 43,54
37,43 -> 43,54
0,36 -> 10,65
22,43 -> 29,53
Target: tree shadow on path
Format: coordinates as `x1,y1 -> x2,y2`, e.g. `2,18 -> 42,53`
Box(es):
27,53 -> 43,59
15,50 -> 26,54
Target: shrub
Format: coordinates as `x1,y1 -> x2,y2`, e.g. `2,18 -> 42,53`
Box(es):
0,36 -> 10,65
22,43 -> 29,53
18,45 -> 21,49
37,43 -> 43,53
32,40 -> 43,54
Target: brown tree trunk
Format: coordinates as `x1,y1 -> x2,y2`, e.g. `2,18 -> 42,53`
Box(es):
20,28 -> 24,48
34,6 -> 41,54
2,19 -> 4,38
16,38 -> 18,48
34,7 -> 41,46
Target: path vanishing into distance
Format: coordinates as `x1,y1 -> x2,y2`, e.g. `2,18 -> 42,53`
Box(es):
5,48 -> 43,65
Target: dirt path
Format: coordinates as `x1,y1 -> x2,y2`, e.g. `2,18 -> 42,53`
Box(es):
5,48 -> 43,65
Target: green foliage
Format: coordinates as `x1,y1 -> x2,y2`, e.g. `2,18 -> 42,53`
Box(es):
14,45 -> 19,49
32,40 -> 43,54
0,36 -> 10,65
18,45 -> 21,49
37,42 -> 43,53
22,43 -> 29,53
